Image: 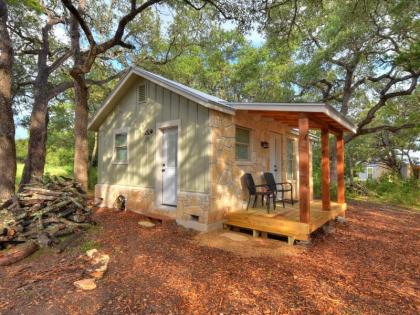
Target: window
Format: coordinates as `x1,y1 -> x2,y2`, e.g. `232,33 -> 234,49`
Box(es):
235,126 -> 250,161
137,84 -> 146,104
287,139 -> 295,180
367,167 -> 373,179
114,132 -> 128,163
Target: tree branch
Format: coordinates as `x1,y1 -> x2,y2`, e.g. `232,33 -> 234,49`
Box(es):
346,123 -> 417,142
85,70 -> 125,86
61,0 -> 96,47
48,50 -> 72,74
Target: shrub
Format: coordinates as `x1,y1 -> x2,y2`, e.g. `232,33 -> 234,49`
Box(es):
352,174 -> 419,209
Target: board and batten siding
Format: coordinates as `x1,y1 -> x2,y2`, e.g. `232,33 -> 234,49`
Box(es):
97,77 -> 210,193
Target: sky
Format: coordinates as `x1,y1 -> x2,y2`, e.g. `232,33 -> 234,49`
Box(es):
15,123 -> 28,139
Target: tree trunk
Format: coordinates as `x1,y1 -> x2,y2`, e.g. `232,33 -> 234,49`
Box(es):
70,0 -> 89,191
0,0 -> 16,200
20,22 -> 54,187
20,85 -> 49,187
73,75 -> 89,191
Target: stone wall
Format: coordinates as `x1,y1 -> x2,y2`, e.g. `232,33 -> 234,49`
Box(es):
95,184 -> 155,212
176,192 -> 210,224
94,184 -> 211,225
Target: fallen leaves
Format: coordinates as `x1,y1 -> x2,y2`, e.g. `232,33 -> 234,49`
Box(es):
0,201 -> 418,314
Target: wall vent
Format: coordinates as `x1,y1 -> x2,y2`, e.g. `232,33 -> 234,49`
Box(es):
137,84 -> 146,103
190,215 -> 199,222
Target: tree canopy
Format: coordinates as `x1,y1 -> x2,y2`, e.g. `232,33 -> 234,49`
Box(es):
1,0 -> 418,198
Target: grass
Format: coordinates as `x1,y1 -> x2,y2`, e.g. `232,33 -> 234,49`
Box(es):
79,240 -> 101,253
16,162 -> 72,186
313,172 -> 420,211
15,162 -> 96,193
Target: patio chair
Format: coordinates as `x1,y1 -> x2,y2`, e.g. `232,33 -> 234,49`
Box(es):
263,172 -> 294,208
244,173 -> 276,212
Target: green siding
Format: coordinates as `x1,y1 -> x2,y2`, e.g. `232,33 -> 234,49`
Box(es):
98,78 -> 210,193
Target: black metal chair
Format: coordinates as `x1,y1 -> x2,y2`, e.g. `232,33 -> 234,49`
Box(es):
244,173 -> 276,212
263,172 -> 294,208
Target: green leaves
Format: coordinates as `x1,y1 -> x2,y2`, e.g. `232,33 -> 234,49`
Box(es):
6,0 -> 42,13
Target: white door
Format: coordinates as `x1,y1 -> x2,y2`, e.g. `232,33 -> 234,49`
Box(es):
270,132 -> 282,182
161,127 -> 178,206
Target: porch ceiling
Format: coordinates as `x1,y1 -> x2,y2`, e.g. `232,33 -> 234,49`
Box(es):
230,103 -> 357,134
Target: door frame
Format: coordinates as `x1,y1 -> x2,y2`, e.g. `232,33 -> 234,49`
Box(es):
155,119 -> 180,209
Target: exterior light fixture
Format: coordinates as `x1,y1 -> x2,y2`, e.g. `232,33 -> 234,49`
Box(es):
261,141 -> 269,149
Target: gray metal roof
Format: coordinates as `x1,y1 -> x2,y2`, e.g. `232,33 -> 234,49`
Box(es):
88,67 -> 356,133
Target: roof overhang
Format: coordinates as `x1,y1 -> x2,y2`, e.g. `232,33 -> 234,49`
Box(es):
229,102 -> 357,134
88,67 -> 356,134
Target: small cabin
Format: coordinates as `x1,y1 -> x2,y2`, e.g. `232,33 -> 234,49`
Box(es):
89,67 -> 356,242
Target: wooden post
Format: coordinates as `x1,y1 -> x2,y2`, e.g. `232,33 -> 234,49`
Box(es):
336,132 -> 345,204
298,113 -> 310,223
321,128 -> 331,210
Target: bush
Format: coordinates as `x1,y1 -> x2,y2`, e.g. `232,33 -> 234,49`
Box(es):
88,166 -> 97,191
313,173 -> 337,201
350,175 -> 420,209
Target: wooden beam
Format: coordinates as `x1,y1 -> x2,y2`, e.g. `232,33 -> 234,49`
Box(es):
321,128 -> 331,210
309,118 -> 342,136
299,113 -> 310,223
336,132 -> 345,204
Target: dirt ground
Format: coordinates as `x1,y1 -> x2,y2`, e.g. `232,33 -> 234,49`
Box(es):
0,201 -> 419,315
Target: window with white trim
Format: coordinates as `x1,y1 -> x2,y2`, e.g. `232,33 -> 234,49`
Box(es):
114,132 -> 128,163
235,126 -> 250,161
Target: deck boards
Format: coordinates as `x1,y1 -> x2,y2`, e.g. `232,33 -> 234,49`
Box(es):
226,200 -> 346,241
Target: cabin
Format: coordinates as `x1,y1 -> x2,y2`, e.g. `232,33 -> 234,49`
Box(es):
89,67 -> 356,243
358,162 -> 420,181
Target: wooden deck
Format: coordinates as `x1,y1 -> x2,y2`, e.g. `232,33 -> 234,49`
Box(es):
225,200 -> 346,242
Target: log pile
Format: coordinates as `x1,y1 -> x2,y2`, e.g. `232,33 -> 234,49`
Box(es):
347,182 -> 370,196
0,176 -> 93,257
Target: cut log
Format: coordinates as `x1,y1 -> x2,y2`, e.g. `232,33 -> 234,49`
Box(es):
0,175 -> 92,259
0,242 -> 39,266
20,187 -> 63,196
30,200 -> 72,218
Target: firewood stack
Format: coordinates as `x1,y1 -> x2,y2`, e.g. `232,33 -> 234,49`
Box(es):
0,175 -> 93,251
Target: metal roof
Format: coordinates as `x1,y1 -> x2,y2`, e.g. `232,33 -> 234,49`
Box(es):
88,67 -> 356,133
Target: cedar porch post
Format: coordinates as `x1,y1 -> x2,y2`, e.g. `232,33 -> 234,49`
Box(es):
321,128 -> 331,210
298,113 -> 310,223
336,132 -> 345,204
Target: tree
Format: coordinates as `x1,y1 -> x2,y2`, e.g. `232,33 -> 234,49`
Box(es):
12,1 -> 74,187
264,0 -> 419,179
0,0 -> 16,200
353,93 -> 419,175
61,0 -> 254,189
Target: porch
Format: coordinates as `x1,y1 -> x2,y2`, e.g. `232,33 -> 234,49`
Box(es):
225,200 -> 346,243
227,103 -> 356,243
